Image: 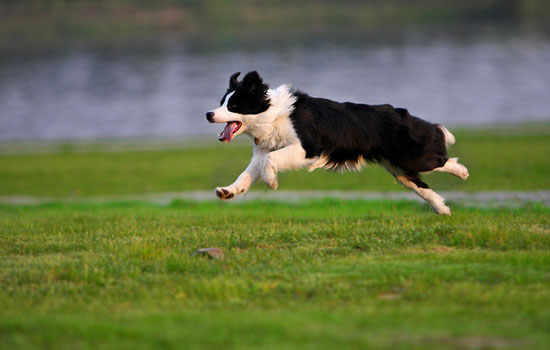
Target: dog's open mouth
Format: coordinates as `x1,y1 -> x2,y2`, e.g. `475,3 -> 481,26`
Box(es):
218,121 -> 242,142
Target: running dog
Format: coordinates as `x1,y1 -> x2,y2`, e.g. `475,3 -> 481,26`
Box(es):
205,71 -> 469,215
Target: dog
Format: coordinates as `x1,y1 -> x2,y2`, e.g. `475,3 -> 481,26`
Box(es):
206,71 -> 469,215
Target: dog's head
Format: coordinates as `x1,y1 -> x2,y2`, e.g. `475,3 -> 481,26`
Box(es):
206,71 -> 270,142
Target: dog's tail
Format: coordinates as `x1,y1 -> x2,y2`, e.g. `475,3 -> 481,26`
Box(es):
438,125 -> 455,149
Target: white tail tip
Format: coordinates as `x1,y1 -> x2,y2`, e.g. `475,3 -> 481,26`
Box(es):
439,126 -> 456,148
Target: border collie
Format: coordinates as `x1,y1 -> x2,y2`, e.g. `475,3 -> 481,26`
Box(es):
206,71 -> 469,215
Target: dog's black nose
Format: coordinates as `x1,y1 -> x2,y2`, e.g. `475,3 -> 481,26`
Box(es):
206,111 -> 214,122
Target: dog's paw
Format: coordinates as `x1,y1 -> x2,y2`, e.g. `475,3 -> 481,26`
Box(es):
215,187 -> 235,201
435,205 -> 451,216
448,158 -> 469,180
456,164 -> 469,180
266,179 -> 278,190
261,176 -> 278,190
261,167 -> 279,190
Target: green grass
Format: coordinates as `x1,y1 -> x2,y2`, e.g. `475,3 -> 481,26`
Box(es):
1,200 -> 550,349
1,129 -> 549,348
1,131 -> 549,197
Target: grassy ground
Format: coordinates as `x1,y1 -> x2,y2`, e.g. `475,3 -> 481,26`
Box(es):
1,128 -> 549,349
1,130 -> 549,198
1,200 -> 550,349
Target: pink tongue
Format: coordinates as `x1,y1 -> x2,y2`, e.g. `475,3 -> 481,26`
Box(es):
219,122 -> 238,142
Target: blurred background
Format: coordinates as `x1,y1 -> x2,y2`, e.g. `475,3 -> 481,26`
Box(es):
0,0 -> 549,142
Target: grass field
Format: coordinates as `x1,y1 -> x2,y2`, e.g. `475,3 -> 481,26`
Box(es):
1,129 -> 550,197
1,128 -> 550,349
1,200 -> 550,349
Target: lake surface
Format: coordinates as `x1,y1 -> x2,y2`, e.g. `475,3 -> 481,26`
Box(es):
1,28 -> 549,141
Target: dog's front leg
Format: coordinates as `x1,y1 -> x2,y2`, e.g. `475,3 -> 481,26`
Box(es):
215,146 -> 266,200
261,143 -> 315,190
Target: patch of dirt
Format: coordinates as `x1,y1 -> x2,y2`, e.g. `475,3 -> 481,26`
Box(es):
423,336 -> 530,349
403,245 -> 456,254
377,293 -> 402,300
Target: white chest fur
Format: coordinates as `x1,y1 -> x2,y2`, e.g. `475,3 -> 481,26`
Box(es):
243,85 -> 300,151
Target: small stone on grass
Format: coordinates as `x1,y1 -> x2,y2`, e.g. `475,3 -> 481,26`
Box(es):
377,293 -> 402,300
195,248 -> 224,260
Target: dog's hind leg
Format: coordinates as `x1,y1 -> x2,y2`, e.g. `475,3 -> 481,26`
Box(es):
381,161 -> 450,215
395,174 -> 451,215
432,157 -> 469,180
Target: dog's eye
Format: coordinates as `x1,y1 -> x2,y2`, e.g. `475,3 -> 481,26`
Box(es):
229,104 -> 238,109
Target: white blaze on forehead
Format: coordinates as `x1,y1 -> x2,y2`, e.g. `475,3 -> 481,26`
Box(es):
210,91 -> 239,123
222,91 -> 235,107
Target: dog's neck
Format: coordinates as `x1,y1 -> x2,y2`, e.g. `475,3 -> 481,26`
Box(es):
264,84 -> 297,122
244,84 -> 299,149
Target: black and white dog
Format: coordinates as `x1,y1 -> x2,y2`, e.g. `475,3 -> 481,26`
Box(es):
206,71 -> 469,215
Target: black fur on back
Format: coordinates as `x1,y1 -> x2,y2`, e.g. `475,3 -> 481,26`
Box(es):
289,91 -> 448,186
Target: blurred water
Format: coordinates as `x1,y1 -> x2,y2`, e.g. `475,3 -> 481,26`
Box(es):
1,31 -> 549,141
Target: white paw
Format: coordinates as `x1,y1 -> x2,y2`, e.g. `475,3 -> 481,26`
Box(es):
215,187 -> 236,201
435,205 -> 451,216
263,174 -> 278,190
261,166 -> 279,190
456,164 -> 469,180
268,180 -> 278,190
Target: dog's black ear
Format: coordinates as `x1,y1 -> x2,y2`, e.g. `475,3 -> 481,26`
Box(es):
242,71 -> 268,95
229,72 -> 240,90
